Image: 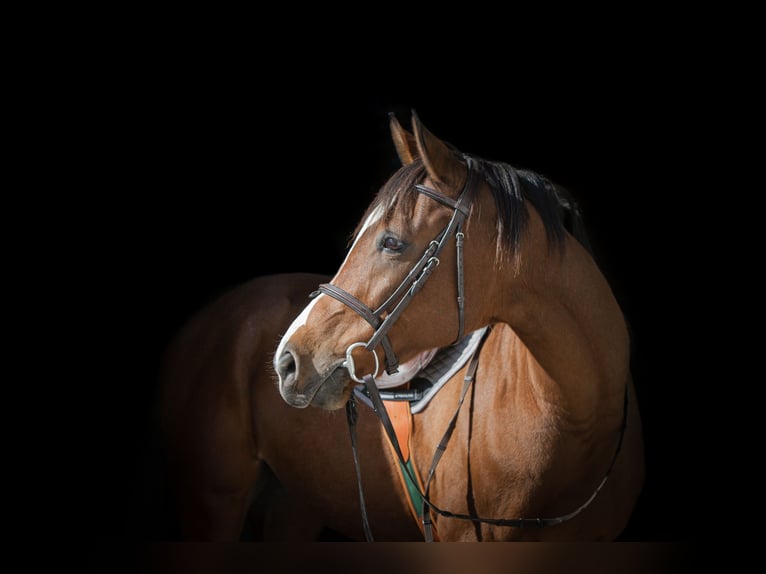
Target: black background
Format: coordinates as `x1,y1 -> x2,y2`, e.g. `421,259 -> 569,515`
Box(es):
63,51 -> 721,548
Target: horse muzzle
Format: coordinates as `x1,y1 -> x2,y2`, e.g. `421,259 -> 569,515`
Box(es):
276,347 -> 351,410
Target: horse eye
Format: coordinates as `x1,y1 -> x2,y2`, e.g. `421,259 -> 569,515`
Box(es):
381,236 -> 404,253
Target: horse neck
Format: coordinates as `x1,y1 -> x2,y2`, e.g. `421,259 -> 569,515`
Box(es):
491,225 -> 630,417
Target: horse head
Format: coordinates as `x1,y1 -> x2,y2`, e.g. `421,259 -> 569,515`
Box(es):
274,112 -> 502,410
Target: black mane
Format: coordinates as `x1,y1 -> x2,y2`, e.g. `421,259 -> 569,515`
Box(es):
475,155 -> 594,259
353,154 -> 593,264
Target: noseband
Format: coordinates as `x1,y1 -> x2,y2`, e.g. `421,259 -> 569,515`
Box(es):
313,156 -> 480,381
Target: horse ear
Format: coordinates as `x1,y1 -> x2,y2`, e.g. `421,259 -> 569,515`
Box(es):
411,110 -> 464,194
389,112 -> 417,165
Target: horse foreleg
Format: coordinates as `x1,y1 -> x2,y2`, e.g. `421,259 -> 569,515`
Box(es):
173,479 -> 254,542
244,463 -> 326,541
162,414 -> 263,542
172,459 -> 326,542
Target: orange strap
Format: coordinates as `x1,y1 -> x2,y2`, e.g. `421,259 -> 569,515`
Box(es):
383,400 -> 412,461
381,400 -> 439,541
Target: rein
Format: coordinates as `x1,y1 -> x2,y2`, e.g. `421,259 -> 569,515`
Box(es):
348,362 -> 628,541
320,156 -> 628,541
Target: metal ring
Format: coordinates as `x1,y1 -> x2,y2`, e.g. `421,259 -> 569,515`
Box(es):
343,342 -> 380,383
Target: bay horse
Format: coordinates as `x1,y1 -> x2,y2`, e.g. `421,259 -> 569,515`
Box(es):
160,112 -> 644,541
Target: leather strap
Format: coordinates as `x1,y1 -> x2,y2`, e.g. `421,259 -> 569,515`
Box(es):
346,324 -> 630,540
345,396 -> 374,541
315,156 -> 479,375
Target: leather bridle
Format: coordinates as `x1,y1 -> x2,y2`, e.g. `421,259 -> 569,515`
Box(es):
313,156 -> 480,381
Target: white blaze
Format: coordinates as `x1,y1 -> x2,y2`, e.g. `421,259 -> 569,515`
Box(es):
273,205 -> 385,382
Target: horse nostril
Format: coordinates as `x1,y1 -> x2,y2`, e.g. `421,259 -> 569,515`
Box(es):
277,350 -> 297,382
